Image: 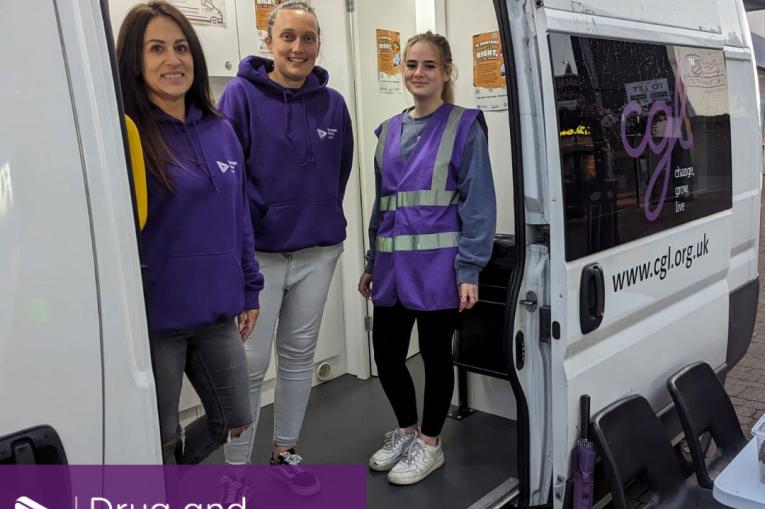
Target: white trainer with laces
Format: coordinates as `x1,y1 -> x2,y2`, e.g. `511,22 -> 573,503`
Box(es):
387,436 -> 444,485
368,427 -> 417,471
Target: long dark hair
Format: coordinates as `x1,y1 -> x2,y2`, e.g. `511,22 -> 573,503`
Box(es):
116,1 -> 217,190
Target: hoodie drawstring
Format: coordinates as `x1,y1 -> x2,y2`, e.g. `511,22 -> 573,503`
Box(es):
282,90 -> 293,144
279,91 -> 315,167
192,123 -> 220,194
300,97 -> 315,167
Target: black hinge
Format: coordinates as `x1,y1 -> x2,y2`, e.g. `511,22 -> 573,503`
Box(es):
540,305 -> 551,343
345,0 -> 354,12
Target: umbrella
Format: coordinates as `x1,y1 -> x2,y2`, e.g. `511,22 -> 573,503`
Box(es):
572,394 -> 595,509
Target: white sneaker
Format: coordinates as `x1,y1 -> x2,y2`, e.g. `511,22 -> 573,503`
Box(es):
368,427 -> 417,471
387,436 -> 444,485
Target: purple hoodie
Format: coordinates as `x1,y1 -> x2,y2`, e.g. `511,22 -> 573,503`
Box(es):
142,104 -> 264,333
218,56 -> 354,252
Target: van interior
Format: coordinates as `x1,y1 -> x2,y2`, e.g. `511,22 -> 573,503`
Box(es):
104,1 -> 526,508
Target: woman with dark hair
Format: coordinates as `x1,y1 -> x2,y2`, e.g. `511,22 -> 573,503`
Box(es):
116,1 -> 263,465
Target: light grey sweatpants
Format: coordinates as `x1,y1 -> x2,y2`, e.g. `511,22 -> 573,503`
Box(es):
223,243 -> 342,464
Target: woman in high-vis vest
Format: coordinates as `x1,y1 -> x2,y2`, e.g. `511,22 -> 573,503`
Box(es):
358,31 -> 496,485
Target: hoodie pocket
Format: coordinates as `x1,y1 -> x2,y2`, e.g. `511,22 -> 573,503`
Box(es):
255,199 -> 346,250
148,252 -> 244,330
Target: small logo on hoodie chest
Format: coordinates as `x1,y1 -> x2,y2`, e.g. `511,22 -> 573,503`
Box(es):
216,160 -> 238,174
317,128 -> 338,141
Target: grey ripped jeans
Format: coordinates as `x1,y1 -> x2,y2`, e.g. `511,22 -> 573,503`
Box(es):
150,319 -> 252,464
224,244 -> 342,464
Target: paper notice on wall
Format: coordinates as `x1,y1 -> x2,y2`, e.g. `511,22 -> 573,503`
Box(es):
473,31 -> 508,111
170,0 -> 227,27
377,29 -> 403,94
255,0 -> 286,52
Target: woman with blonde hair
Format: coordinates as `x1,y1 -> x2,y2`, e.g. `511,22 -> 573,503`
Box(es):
359,31 -> 496,485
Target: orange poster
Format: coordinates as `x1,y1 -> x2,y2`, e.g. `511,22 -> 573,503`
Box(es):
472,31 -> 508,111
255,0 -> 287,52
255,0 -> 283,30
376,29 -> 402,94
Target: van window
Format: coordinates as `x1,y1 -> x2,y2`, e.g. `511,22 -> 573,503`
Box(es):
549,35 -> 732,260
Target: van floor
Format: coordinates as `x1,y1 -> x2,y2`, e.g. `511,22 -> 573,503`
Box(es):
206,356 -> 519,508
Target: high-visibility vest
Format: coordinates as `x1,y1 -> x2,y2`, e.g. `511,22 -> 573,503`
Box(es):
372,103 -> 481,311
124,115 -> 147,230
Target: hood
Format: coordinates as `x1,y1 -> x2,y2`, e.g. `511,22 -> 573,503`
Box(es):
236,55 -> 329,97
236,56 -> 329,165
150,102 -> 221,192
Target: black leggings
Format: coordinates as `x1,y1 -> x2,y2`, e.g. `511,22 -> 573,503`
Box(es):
372,301 -> 458,437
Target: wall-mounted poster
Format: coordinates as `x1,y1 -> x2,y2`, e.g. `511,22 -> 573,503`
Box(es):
472,31 -> 508,111
170,0 -> 227,27
377,29 -> 402,94
255,0 -> 285,52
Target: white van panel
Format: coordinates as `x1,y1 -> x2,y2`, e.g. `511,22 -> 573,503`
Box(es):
543,0 -> 725,36
726,51 -> 762,288
54,0 -> 162,463
543,8 -> 725,49
0,0 -> 103,462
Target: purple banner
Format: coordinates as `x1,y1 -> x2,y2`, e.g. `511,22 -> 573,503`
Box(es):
0,465 -> 365,509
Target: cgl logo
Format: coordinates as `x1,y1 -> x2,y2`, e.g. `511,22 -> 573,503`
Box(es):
620,72 -> 693,222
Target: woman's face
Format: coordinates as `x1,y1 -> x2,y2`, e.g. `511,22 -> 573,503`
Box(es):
404,41 -> 449,102
141,15 -> 194,109
266,9 -> 320,88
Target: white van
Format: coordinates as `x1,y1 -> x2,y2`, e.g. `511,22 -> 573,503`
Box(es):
1,0 -> 761,508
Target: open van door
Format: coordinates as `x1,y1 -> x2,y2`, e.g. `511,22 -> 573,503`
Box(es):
498,1 -> 747,507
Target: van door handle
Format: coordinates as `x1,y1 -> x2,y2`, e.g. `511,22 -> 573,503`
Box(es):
579,263 -> 605,334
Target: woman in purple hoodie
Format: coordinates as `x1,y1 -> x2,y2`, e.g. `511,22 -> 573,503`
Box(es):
217,0 -> 353,494
116,1 -> 264,464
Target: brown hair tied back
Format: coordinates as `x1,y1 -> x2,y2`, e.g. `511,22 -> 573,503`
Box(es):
403,31 -> 456,104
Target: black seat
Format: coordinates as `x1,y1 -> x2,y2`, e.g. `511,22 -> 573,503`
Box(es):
591,394 -> 730,508
453,234 -> 516,378
667,362 -> 746,489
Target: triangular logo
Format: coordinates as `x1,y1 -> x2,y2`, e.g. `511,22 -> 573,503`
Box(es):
317,128 -> 327,139
217,161 -> 230,173
16,497 -> 48,509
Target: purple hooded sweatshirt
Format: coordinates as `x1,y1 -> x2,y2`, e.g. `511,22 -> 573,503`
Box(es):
142,104 -> 264,333
218,56 -> 354,252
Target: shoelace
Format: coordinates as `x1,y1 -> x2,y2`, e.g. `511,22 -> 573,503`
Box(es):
400,439 -> 425,466
279,452 -> 310,476
382,429 -> 411,451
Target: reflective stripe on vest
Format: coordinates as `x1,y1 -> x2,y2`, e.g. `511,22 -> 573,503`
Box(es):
377,105 -> 465,214
376,231 -> 460,252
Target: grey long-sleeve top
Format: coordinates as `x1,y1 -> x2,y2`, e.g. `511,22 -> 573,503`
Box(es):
364,109 -> 497,284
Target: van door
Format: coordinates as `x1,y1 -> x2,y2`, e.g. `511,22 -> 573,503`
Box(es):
0,0 -> 105,463
521,3 -> 735,507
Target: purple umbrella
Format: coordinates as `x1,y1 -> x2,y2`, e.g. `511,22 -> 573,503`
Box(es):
572,395 -> 595,509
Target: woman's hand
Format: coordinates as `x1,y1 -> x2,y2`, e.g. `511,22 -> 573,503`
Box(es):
237,309 -> 260,341
458,283 -> 479,312
358,272 -> 373,299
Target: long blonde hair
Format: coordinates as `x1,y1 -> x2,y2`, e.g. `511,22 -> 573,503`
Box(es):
403,31 -> 456,104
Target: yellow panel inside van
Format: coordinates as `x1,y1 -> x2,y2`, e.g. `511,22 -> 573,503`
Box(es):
124,115 -> 147,230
